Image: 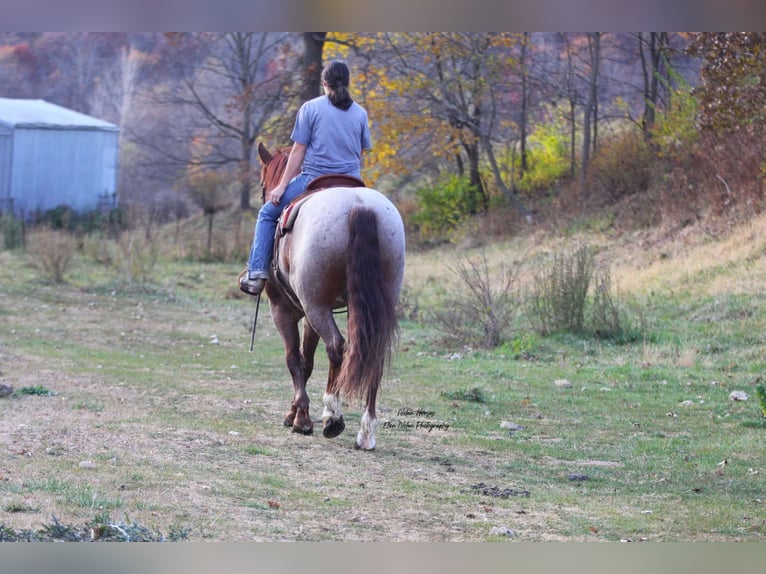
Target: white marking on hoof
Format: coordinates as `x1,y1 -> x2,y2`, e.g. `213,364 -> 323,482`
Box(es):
322,393 -> 343,421
355,409 -> 377,451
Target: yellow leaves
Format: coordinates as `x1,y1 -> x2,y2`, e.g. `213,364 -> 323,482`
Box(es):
324,33 -> 353,60
335,33 -> 525,183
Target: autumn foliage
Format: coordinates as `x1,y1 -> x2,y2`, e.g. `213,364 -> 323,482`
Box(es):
2,32 -> 766,251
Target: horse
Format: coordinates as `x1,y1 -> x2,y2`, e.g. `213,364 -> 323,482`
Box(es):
254,142 -> 405,450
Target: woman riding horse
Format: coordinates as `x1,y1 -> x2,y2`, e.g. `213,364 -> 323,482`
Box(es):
253,156 -> 404,449
240,60 -> 404,450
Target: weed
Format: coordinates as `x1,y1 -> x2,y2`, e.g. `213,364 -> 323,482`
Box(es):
116,229 -> 159,283
528,243 -> 595,334
16,385 -> 57,396
39,516 -> 82,541
441,387 -> 487,403
432,251 -> 523,348
3,501 -> 37,513
756,384 -> 766,418
65,486 -> 122,511
244,445 -> 274,456
0,515 -> 183,542
503,333 -> 539,359
25,227 -> 76,283
71,401 -> 104,412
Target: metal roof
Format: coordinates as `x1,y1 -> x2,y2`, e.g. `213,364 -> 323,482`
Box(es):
0,98 -> 118,131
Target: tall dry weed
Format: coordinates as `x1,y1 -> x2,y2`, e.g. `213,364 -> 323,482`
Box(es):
528,244 -> 595,334
26,228 -> 76,283
432,251 -> 523,348
116,230 -> 158,283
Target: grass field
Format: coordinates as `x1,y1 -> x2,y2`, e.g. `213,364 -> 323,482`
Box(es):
1,215 -> 764,541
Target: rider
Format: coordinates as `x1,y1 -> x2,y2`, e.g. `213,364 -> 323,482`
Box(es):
239,60 -> 372,296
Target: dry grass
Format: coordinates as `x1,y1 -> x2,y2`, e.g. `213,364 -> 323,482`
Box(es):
404,211 -> 766,302
0,273 -> 523,541
1,212 -> 764,542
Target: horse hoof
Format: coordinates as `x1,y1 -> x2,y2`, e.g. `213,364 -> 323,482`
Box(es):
292,424 -> 313,435
354,432 -> 376,451
322,416 -> 345,439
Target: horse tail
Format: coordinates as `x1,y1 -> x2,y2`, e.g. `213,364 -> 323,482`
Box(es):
336,205 -> 398,404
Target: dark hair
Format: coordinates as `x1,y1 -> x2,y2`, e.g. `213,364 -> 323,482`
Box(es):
322,60 -> 353,111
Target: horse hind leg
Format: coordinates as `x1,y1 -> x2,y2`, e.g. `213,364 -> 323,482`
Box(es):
321,339 -> 347,438
305,309 -> 347,439
354,387 -> 378,451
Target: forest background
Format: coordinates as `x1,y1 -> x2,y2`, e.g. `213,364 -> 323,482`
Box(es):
2,32 -> 764,252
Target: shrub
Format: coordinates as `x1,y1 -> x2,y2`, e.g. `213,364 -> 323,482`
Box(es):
82,231 -> 115,266
30,205 -> 128,238
26,227 -> 76,283
115,230 -> 158,283
587,264 -> 622,338
586,264 -> 648,343
1,214 -> 24,250
651,80 -> 699,157
431,251 -> 523,348
441,387 -> 487,403
410,175 -> 478,244
756,384 -> 766,418
528,244 -> 649,342
517,120 -> 571,195
585,131 -> 653,206
528,244 -> 595,334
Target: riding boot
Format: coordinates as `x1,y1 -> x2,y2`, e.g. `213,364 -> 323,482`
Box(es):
238,267 -> 267,296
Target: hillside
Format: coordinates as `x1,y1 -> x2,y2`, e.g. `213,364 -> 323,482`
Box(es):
412,214 -> 766,290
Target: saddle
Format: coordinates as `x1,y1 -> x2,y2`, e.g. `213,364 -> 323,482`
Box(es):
277,174 -> 365,236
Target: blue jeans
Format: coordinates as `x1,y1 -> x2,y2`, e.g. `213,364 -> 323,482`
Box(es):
247,173 -> 314,279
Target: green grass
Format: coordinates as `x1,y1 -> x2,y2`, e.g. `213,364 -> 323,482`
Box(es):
1,236 -> 764,541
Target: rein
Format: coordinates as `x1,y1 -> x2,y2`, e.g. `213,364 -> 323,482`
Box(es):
249,292 -> 262,352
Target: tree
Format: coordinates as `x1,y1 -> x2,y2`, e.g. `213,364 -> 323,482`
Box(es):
580,32 -> 601,185
154,33 -> 299,210
88,40 -> 146,149
554,33 -> 583,180
688,32 -> 766,132
358,32 -> 533,220
637,32 -> 671,137
518,32 -> 531,177
301,33 -> 327,101
0,34 -> 52,99
46,32 -> 107,113
187,167 -> 232,258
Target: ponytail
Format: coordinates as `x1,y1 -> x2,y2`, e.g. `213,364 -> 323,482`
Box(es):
322,60 -> 353,111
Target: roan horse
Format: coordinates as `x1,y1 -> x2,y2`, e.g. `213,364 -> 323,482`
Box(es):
255,143 -> 405,450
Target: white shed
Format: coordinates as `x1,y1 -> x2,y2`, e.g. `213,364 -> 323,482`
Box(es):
0,98 -> 119,219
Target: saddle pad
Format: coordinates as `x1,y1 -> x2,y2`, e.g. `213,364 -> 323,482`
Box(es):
278,193 -> 316,236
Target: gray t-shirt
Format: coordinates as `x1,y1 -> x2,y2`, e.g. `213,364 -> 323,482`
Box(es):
290,95 -> 372,179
